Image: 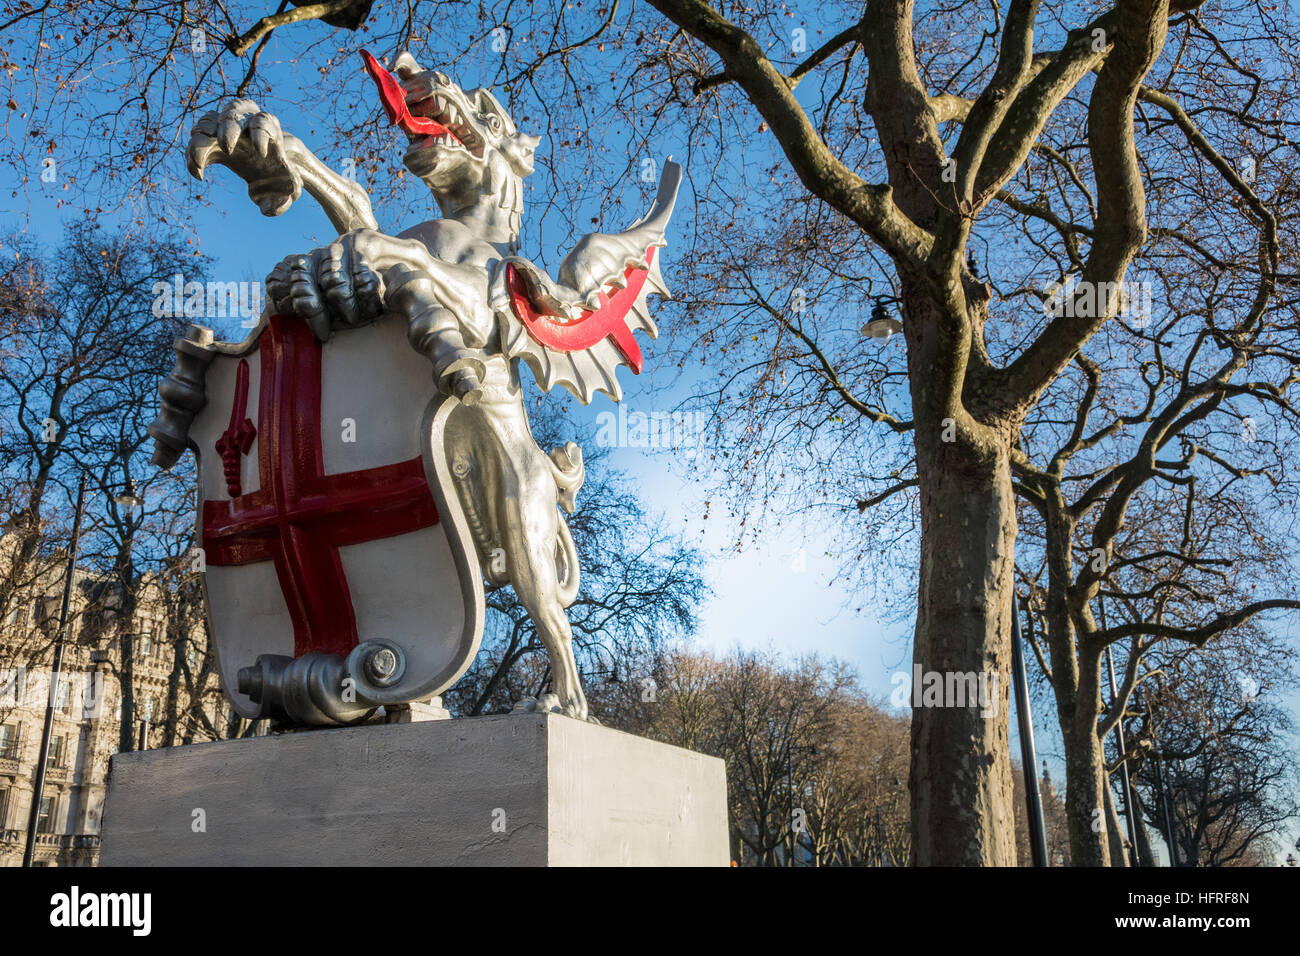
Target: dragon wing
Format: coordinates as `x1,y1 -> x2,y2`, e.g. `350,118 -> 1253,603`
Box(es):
491,159 -> 682,404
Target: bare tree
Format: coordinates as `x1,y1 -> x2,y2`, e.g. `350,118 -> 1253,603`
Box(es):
442,405 -> 708,718
8,0 -> 1300,864
1010,760 -> 1072,865
0,224 -> 206,752
1126,633 -> 1300,866
615,648 -> 865,866
631,0 -> 1300,863
1018,428 -> 1300,864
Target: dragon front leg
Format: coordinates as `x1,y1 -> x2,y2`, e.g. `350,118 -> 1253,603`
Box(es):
266,231 -> 494,396
187,98 -> 376,235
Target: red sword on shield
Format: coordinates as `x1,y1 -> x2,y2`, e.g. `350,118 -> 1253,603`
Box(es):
215,359 -> 256,497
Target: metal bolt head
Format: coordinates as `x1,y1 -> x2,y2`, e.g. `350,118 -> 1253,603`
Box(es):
365,646 -> 401,686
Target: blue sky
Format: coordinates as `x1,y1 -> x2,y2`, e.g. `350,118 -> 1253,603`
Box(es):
8,146 -> 1076,791
1,96 -> 912,690
3,11 -> 1297,862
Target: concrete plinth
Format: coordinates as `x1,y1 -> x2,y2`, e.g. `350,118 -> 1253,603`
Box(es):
99,714 -> 729,866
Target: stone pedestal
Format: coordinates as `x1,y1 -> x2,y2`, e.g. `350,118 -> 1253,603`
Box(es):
99,714 -> 729,866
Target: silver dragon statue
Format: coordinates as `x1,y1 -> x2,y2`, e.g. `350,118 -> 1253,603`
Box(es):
155,50 -> 681,723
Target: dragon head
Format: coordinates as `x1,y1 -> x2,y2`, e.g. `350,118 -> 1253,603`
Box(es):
363,50 -> 540,241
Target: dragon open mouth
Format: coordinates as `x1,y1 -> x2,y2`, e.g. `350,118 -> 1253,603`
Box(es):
361,50 -> 485,158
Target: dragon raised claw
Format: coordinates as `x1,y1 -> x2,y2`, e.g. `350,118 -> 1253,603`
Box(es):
171,49 -> 681,722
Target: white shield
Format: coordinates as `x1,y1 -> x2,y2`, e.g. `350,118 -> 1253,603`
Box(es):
187,313 -> 484,719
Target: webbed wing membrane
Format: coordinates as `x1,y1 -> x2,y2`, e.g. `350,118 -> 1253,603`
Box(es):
494,160 -> 682,403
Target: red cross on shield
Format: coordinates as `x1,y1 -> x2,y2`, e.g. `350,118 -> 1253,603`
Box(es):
189,314 -> 484,718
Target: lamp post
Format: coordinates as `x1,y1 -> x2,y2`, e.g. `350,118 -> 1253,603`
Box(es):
22,474 -> 88,867
1011,592 -> 1048,866
23,476 -> 142,865
113,479 -> 143,752
1140,690 -> 1179,866
1098,593 -> 1142,867
1103,644 -> 1142,866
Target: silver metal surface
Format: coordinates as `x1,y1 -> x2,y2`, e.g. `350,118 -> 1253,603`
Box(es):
152,53 -> 681,724
237,653 -> 375,726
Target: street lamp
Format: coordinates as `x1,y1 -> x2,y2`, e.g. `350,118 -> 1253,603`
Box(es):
113,480 -> 143,513
861,297 -> 902,342
22,474 -> 88,867
582,643 -> 624,685
1098,593 -> 1142,867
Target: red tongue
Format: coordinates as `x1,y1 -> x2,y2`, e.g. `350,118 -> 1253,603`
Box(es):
360,50 -> 460,142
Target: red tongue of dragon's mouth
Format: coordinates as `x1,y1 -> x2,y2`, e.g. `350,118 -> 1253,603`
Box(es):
361,50 -> 462,144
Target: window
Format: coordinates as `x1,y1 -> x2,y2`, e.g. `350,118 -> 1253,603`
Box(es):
143,696 -> 156,722
54,676 -> 71,712
35,795 -> 53,833
0,723 -> 15,759
139,635 -> 152,658
33,596 -> 57,634
47,734 -> 65,768
0,786 -> 10,826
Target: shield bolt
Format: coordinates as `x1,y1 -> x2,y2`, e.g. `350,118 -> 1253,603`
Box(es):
364,645 -> 403,687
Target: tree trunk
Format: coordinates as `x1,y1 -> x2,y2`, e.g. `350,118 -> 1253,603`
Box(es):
908,425 -> 1018,865
1130,788 -> 1157,867
1102,774 -> 1130,865
117,622 -> 137,754
115,548 -> 139,754
224,705 -> 242,740
1063,649 -> 1112,866
1039,500 -> 1122,867
161,624 -> 185,748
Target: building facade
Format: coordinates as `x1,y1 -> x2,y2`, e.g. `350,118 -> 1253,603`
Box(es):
0,552 -> 225,867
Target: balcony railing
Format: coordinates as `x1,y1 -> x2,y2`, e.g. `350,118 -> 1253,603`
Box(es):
0,830 -> 100,850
